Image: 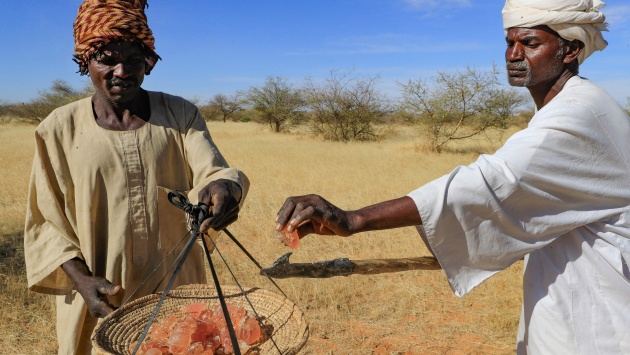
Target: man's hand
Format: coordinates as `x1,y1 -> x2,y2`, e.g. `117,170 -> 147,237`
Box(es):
275,195 -> 423,239
197,179 -> 242,232
275,194 -> 355,238
61,258 -> 122,318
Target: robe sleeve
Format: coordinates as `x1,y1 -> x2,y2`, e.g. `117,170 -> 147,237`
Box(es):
24,121 -> 83,295
181,100 -> 249,206
408,99 -> 630,297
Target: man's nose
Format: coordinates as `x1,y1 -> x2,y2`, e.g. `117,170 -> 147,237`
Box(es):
506,43 -> 524,62
112,63 -> 131,78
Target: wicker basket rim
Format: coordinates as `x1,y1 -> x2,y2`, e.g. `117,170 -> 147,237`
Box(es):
92,284 -> 309,355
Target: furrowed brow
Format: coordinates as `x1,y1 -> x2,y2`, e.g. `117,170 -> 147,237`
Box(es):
519,35 -> 540,43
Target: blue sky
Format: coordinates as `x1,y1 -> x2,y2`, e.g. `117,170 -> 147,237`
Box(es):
1,0 -> 629,104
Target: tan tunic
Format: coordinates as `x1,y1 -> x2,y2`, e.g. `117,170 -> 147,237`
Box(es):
24,92 -> 249,354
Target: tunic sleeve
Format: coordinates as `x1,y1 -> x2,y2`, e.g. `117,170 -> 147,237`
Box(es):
24,123 -> 83,295
181,100 -> 249,205
409,99 -> 630,297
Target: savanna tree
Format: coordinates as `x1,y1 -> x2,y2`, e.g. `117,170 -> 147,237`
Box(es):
207,93 -> 242,122
4,80 -> 94,123
305,70 -> 389,141
399,66 -> 526,152
244,76 -> 305,132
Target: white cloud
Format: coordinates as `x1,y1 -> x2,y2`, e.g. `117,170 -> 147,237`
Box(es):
602,5 -> 630,27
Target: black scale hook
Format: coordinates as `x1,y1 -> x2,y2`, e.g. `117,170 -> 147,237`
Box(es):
167,190 -> 210,231
132,190 -> 242,355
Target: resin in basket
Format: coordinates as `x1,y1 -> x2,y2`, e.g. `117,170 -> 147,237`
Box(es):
92,284 -> 308,355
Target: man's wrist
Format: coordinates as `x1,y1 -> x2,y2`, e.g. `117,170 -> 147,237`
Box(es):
61,257 -> 91,284
346,210 -> 362,235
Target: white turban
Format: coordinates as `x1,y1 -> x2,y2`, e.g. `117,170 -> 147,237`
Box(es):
502,0 -> 608,64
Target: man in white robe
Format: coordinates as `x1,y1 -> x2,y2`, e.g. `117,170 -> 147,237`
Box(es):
275,1 -> 630,353
24,1 -> 249,354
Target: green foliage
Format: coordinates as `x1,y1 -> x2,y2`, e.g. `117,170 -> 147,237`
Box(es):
204,93 -> 243,122
244,76 -> 306,132
625,97 -> 630,116
399,66 -> 526,153
1,80 -> 94,123
198,104 -> 220,121
305,70 -> 389,142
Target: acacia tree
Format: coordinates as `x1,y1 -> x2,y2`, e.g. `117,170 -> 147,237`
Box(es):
244,76 -> 305,132
4,80 -> 94,123
304,70 -> 389,141
207,93 -> 242,122
399,66 -> 526,152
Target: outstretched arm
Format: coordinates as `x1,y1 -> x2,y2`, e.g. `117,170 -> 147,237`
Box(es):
275,194 -> 422,238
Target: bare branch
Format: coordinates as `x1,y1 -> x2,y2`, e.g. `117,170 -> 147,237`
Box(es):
398,67 -> 526,152
304,69 -> 389,141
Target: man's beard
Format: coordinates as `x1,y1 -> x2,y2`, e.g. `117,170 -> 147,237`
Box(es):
508,60 -> 531,87
506,45 -> 565,87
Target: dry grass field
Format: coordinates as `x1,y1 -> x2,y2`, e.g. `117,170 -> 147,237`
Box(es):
0,121 -> 523,354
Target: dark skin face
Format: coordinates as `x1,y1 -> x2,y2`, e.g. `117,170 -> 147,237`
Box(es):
88,40 -> 150,130
505,25 -> 583,109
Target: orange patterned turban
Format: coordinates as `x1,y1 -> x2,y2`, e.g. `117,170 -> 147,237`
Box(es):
73,0 -> 161,75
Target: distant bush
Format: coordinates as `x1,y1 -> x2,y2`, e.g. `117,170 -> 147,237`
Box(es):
511,107 -> 536,128
244,76 -> 306,133
304,70 -> 390,142
399,66 -> 526,153
204,93 -> 243,122
198,104 -> 219,121
1,80 -> 94,124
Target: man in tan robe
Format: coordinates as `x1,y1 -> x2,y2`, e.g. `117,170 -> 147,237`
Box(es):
23,1 -> 249,353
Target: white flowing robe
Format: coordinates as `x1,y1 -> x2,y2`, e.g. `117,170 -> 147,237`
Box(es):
409,77 -> 630,354
24,92 -> 249,354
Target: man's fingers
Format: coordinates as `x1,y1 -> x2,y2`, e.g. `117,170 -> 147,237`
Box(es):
199,203 -> 239,232
200,212 -> 239,233
294,221 -> 337,238
87,281 -> 120,318
88,301 -> 115,318
277,195 -> 330,233
202,182 -> 242,232
286,205 -> 317,232
275,198 -> 297,229
97,281 -> 121,296
210,193 -> 226,220
199,217 -> 215,233
108,285 -> 122,296
214,214 -> 239,232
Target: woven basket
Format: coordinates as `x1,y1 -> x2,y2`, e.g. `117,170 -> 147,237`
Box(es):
92,284 -> 309,355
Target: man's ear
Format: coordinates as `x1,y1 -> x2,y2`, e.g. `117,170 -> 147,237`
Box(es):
564,40 -> 584,64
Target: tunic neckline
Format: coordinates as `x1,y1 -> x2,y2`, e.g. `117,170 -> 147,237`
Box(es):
87,92 -> 154,133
